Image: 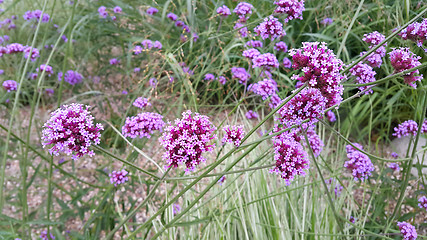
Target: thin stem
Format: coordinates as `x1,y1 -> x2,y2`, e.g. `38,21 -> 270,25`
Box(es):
337,0 -> 365,58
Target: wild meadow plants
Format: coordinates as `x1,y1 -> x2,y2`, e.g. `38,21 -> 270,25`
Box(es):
0,0 -> 426,239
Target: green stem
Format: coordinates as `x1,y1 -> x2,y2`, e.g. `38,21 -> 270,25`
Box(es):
337,0 -> 365,58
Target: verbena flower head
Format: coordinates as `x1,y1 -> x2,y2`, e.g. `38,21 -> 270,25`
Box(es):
58,70 -> 83,85
217,76 -> 227,85
133,97 -> 151,109
146,7 -> 158,15
349,62 -> 376,94
204,73 -> 215,81
122,112 -> 164,139
160,110 -> 217,172
23,10 -> 50,23
133,45 -> 143,55
422,119 -> 427,134
302,127 -> 324,157
397,222 -> 417,240
231,67 -> 251,84
216,5 -> 231,17
149,78 -> 158,88
283,57 -> 292,68
98,6 -> 108,18
234,22 -> 248,37
233,2 -> 253,21
245,40 -> 263,48
175,20 -> 184,27
222,125 -> 245,146
36,64 -> 54,76
271,131 -> 309,185
248,78 -> 278,100
289,42 -> 345,108
418,196 -> 427,211
217,175 -> 226,185
274,0 -> 305,22
109,58 -> 120,65
388,48 -> 423,88
252,53 -> 279,68
109,169 -> 129,187
391,152 -> 398,158
153,40 -> 162,49
321,18 -> 333,26
41,103 -> 103,160
399,18 -> 427,47
363,31 -> 386,46
2,80 -> 17,92
388,162 -> 400,171
167,13 -> 178,21
45,88 -> 54,96
393,120 -> 418,138
242,48 -> 260,59
40,230 -> 55,240
325,178 -> 343,198
344,144 -> 374,182
278,87 -> 327,129
254,16 -> 285,40
113,6 -> 122,14
23,46 -> 40,61
326,110 -> 336,122
274,41 -> 288,52
245,110 -> 258,119
6,43 -> 24,54
173,203 -> 181,215
141,39 -> 153,49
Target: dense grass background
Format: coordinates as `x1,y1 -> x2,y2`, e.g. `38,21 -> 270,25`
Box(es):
0,0 -> 426,239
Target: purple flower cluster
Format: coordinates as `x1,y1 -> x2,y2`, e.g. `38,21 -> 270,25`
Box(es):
245,110 -> 258,119
392,120 -> 419,138
133,97 -> 151,109
23,10 -> 50,22
254,16 -> 285,40
242,48 -> 260,59
326,110 -> 336,122
167,13 -> 178,21
325,178 -> 343,198
146,7 -> 159,15
399,18 -> 427,47
231,67 -> 251,84
321,18 -> 333,26
0,35 -> 9,45
278,87 -> 327,129
344,144 -> 374,182
397,222 -> 417,240
388,48 -> 423,88
234,22 -> 248,38
98,6 -> 108,18
222,125 -> 245,146
113,6 -> 122,14
109,58 -> 120,65
109,169 -> 129,187
23,46 -> 40,61
418,196 -> 427,211
217,76 -> 227,85
122,112 -> 165,139
302,127 -> 324,157
41,103 -> 103,160
36,64 -> 54,76
233,2 -> 253,21
252,53 -> 279,69
217,5 -> 231,17
58,70 -> 83,85
0,17 -> 16,30
39,230 -> 55,240
282,57 -> 292,68
388,162 -> 400,171
245,40 -> 263,48
274,41 -> 288,53
349,62 -> 376,94
149,78 -> 158,88
160,110 -> 217,172
271,132 -> 309,185
2,80 -> 17,92
248,78 -> 278,101
360,31 -> 387,68
204,73 -> 215,81
274,0 -> 305,22
289,42 -> 345,108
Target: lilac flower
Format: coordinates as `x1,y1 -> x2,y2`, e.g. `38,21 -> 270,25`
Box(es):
271,131 -> 309,185
289,42 -> 345,108
399,18 -> 427,47
217,175 -> 226,185
122,112 -> 165,139
391,152 -> 398,158
302,127 -> 324,157
146,7 -> 158,15
2,80 -> 18,92
134,67 -> 141,73
204,73 -> 215,81
173,203 -> 181,215
153,41 -> 162,49
109,169 -> 129,187
274,41 -> 288,53
133,45 -> 143,55
389,48 -> 422,88
274,0 -> 305,22
397,222 -> 417,240
167,13 -> 178,21
149,78 -> 158,88
344,144 -> 374,182
133,97 -> 151,109
23,46 -> 40,61
325,178 -> 343,198
231,67 -> 251,84
321,18 -> 333,26
278,87 -> 327,129
326,110 -> 336,122
175,20 -> 184,27
245,40 -> 263,48
418,196 -> 427,211
113,6 -> 122,14
217,76 -> 226,85
233,2 -> 253,20
282,57 -> 292,68
393,120 -> 418,138
245,110 -> 258,119
254,16 -> 285,40
41,103 -> 103,160
58,70 -> 83,85
98,6 -> 108,18
216,5 -> 231,17
234,22 -> 248,38
159,110 -> 217,172
36,64 -> 54,76
40,230 -> 55,240
45,88 -> 54,96
349,62 -> 376,94
242,48 -> 260,59
248,78 -> 278,100
388,162 -> 400,171
222,125 -> 245,146
252,53 -> 279,69
109,58 -> 120,65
